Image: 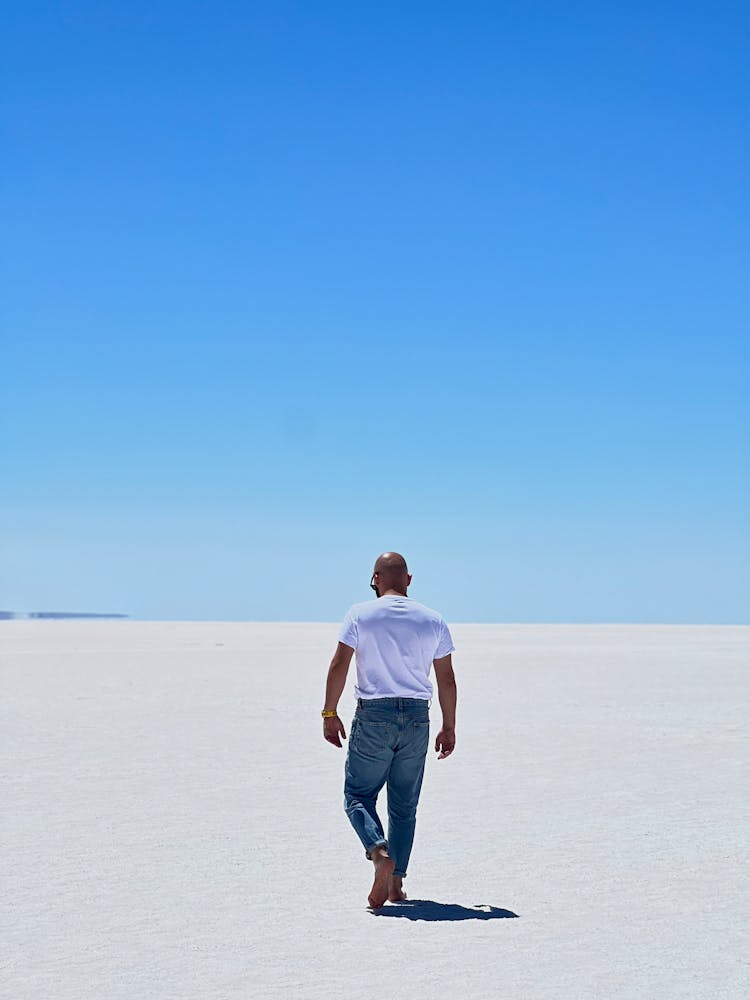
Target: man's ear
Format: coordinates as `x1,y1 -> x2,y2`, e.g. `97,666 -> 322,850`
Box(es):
407,573 -> 413,586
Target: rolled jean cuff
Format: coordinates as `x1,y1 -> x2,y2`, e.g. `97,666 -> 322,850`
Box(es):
392,869 -> 407,879
365,839 -> 388,860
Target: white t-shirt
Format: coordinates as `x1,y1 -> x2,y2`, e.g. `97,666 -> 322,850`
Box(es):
338,595 -> 455,700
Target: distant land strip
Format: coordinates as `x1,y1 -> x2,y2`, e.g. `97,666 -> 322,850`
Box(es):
0,611 -> 129,620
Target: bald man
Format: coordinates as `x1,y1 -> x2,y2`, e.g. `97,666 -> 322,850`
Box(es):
322,552 -> 457,908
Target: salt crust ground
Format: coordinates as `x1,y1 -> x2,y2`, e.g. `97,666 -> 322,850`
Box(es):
2,621 -> 748,1000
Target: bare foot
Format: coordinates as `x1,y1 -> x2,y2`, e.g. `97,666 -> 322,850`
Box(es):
367,847 -> 395,908
388,875 -> 407,902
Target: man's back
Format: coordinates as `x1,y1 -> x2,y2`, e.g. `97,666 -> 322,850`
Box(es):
339,595 -> 454,699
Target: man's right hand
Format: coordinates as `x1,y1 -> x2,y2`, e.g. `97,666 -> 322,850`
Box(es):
323,715 -> 347,748
435,727 -> 455,759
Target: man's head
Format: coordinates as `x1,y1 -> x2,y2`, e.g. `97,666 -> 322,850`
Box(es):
370,551 -> 412,598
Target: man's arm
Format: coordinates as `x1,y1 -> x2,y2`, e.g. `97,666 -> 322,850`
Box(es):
322,641 -> 355,748
433,653 -> 457,759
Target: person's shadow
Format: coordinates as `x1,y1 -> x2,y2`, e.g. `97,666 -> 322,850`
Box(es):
370,900 -> 518,921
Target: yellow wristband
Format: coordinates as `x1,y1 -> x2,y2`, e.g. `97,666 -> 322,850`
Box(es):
321,710 -> 338,718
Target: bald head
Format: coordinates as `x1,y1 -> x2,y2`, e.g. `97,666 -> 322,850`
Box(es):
371,551 -> 411,597
374,552 -> 408,575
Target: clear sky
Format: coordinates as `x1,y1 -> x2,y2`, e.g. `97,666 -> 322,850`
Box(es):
2,1 -> 748,623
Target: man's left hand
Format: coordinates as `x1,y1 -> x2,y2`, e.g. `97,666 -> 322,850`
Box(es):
435,727 -> 455,759
323,715 -> 347,748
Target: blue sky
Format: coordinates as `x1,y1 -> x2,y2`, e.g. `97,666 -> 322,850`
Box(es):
2,1 -> 748,622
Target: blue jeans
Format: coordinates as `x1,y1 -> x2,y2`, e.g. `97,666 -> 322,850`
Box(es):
343,697 -> 430,879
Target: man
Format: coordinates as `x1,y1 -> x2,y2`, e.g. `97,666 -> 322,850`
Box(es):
322,552 -> 457,908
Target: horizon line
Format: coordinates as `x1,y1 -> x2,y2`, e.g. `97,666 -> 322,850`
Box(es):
3,616 -> 748,627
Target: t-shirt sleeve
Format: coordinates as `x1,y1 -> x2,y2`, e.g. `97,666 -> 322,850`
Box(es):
338,607 -> 358,649
435,618 -> 455,658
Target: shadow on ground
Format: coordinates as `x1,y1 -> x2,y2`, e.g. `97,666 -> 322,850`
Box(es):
371,900 -> 518,921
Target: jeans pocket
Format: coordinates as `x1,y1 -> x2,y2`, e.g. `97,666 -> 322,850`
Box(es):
355,718 -> 391,753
